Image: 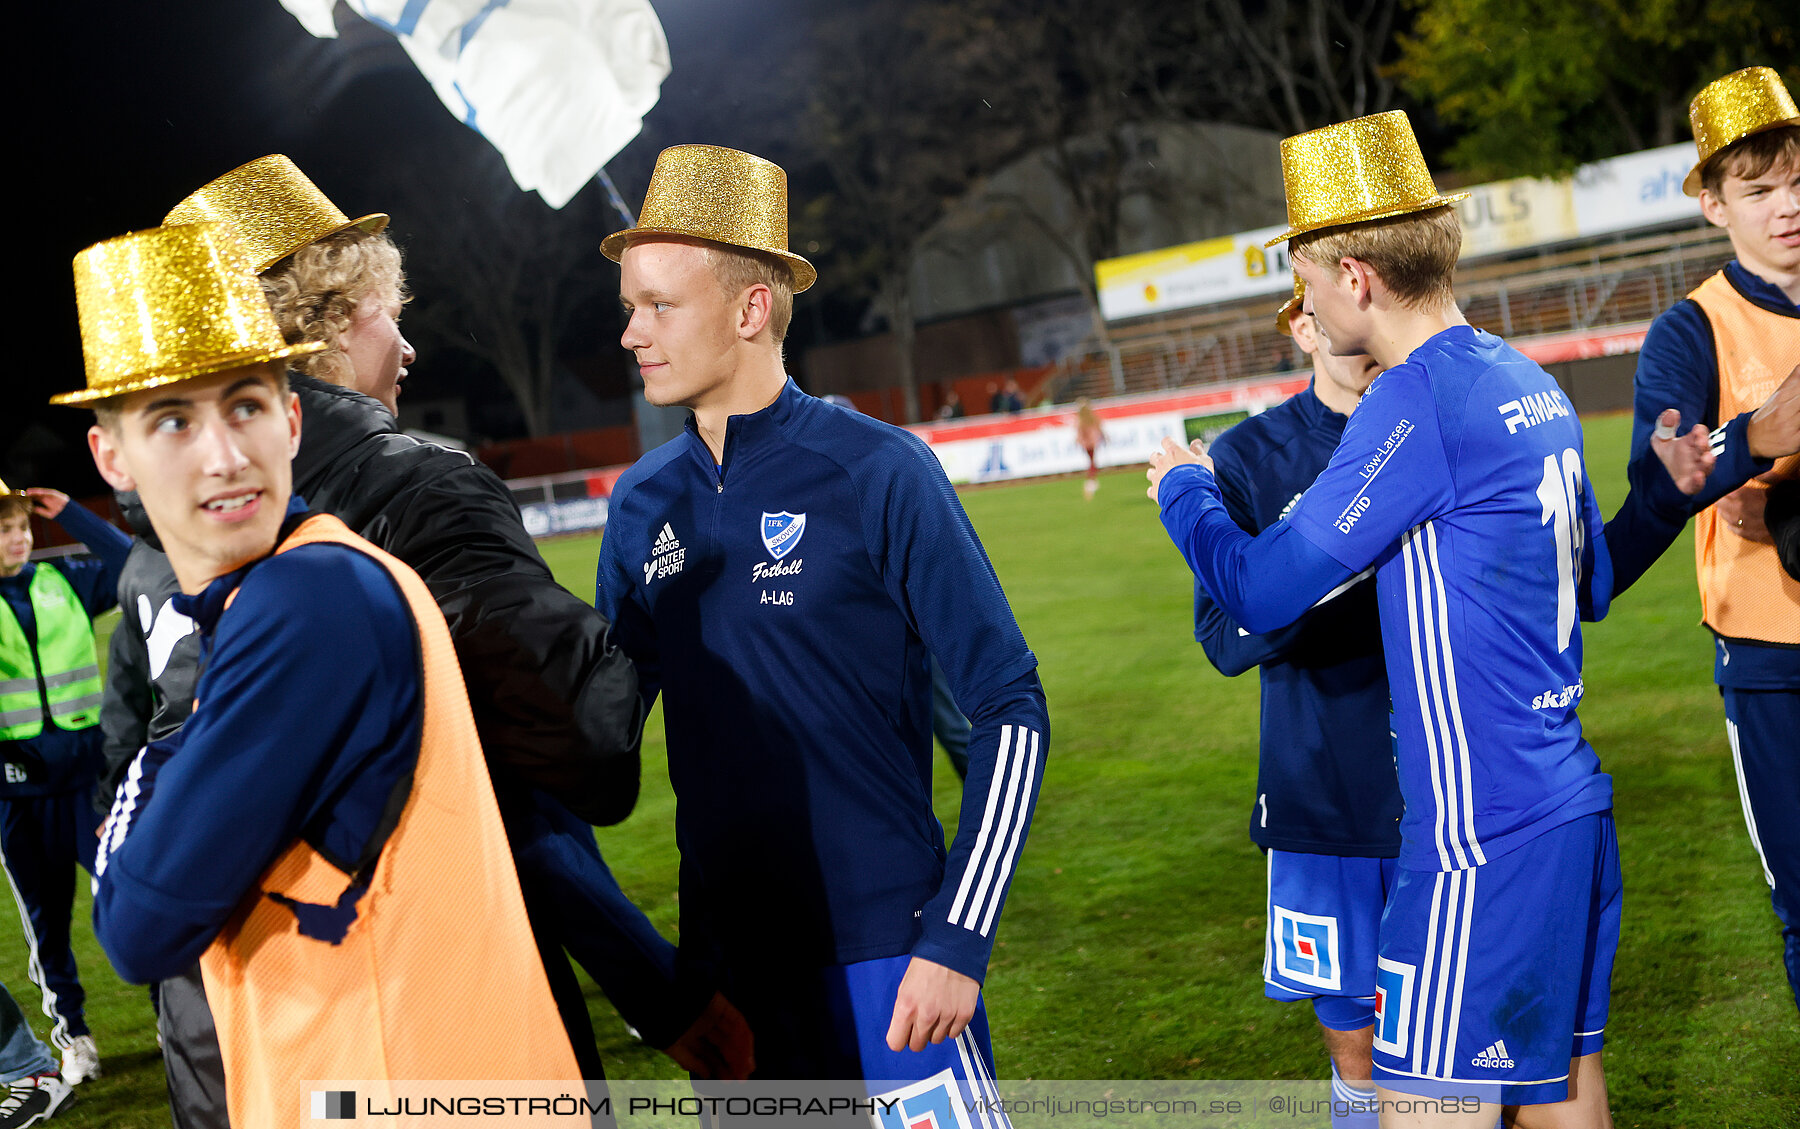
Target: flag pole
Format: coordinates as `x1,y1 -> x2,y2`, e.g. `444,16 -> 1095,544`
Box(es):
597,168 -> 636,228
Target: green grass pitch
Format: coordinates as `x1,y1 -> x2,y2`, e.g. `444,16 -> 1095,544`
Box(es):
6,412 -> 1796,1126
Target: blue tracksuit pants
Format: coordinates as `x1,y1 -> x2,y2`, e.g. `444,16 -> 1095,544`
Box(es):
0,790 -> 100,1047
1723,686 -> 1800,1013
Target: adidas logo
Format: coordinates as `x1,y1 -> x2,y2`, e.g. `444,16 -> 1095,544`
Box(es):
644,523 -> 686,584
1471,1039 -> 1515,1069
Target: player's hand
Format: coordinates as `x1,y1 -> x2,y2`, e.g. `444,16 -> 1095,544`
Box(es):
22,488 -> 70,519
885,957 -> 979,1053
1747,363 -> 1800,460
1716,483 -> 1774,544
1649,408 -> 1715,496
661,991 -> 755,1080
1145,436 -> 1212,505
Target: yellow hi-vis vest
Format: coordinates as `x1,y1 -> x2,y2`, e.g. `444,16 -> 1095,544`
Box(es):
0,565 -> 102,741
197,515 -> 579,1127
1689,271 -> 1800,645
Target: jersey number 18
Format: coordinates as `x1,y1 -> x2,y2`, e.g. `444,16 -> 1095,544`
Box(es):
1536,448 -> 1585,654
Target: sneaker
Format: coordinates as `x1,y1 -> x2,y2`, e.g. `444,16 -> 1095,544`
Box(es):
58,1037 -> 99,1087
0,1071 -> 73,1127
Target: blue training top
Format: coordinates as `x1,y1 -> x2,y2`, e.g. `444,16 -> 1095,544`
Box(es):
596,381 -> 1048,982
1162,326 -> 1692,871
94,501 -> 421,985
1196,382 -> 1400,858
0,500 -> 131,797
1632,259 -> 1798,690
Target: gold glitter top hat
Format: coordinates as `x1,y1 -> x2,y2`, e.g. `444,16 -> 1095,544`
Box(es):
1276,278 -> 1304,336
601,145 -> 816,292
53,224 -> 326,406
0,477 -> 12,496
1683,67 -> 1800,196
1265,111 -> 1468,247
163,155 -> 389,273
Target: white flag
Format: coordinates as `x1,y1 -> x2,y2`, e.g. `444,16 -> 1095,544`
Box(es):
278,0 -> 669,208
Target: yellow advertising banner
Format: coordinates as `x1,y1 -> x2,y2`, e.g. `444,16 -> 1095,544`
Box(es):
1096,143 -> 1698,322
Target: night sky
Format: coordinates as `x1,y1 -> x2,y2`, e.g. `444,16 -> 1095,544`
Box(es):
14,0 -> 810,493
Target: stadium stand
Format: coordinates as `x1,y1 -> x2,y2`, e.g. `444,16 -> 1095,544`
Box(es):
1050,226 -> 1732,404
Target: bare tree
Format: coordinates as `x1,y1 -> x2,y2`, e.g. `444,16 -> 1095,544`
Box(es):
1199,0 -> 1402,136
803,0 -> 1012,422
934,0 -> 1184,263
799,0 -> 1406,416
372,150 -> 616,437
900,1 -> 1235,351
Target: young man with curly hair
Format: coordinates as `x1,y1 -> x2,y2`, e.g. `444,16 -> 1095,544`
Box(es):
258,229 -> 414,413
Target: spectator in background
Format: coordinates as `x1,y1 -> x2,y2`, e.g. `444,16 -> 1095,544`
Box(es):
1075,399 -> 1106,498
0,480 -> 128,1089
998,377 -> 1025,414
938,389 -> 966,419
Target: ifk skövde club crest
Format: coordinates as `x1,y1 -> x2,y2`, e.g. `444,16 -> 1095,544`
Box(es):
761,512 -> 807,560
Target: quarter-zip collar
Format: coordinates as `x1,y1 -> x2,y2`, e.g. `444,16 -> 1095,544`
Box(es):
682,378 -> 803,488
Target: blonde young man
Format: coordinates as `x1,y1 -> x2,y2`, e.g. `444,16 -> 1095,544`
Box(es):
1150,112 -> 1722,1127
1631,66 -> 1800,1011
63,223 -> 580,1127
595,147 -> 1047,1105
1188,286 -> 1395,1129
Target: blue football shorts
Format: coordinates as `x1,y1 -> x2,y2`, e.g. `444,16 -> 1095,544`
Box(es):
1264,849 -> 1398,1031
1370,811 -> 1620,1107
836,954 -> 1010,1129
707,952 -> 1008,1126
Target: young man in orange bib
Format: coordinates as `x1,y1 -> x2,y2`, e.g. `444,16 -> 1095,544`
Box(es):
61,223 -> 581,1126
1631,65 -> 1800,1012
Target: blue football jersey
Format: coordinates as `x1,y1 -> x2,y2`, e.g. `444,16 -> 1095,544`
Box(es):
1285,327 -> 1612,871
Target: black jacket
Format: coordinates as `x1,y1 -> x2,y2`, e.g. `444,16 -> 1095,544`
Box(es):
102,377 -> 644,822
96,497 -> 196,809
288,375 -> 643,820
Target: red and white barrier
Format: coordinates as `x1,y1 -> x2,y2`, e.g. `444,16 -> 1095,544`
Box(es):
1510,323 -> 1651,366
907,374 -> 1309,485
510,319 -> 1650,523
